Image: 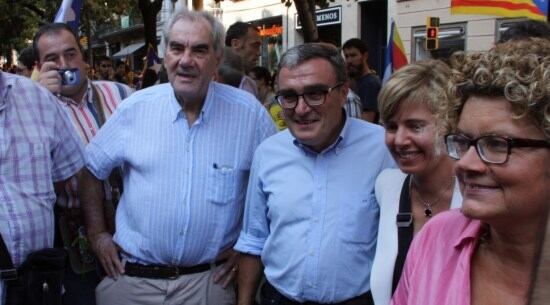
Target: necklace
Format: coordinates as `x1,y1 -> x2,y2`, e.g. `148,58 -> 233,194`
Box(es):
410,176 -> 455,217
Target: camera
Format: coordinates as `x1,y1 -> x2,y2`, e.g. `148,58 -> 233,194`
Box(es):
58,68 -> 80,86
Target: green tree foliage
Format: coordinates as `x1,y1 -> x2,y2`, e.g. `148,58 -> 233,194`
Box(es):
0,0 -> 133,61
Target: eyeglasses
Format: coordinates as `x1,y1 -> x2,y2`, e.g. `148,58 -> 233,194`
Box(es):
445,133 -> 550,164
274,83 -> 343,109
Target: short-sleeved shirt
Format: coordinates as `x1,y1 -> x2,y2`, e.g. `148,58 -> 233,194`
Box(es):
55,80 -> 133,208
0,72 -> 85,300
85,82 -> 276,266
356,73 -> 381,114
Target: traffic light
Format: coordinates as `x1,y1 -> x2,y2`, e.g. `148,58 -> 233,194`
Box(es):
425,17 -> 440,50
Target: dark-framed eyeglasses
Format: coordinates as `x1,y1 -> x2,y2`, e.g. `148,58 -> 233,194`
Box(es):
274,83 -> 343,110
445,133 -> 550,164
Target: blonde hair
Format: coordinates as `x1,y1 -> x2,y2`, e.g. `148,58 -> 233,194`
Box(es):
444,38 -> 550,138
378,60 -> 451,126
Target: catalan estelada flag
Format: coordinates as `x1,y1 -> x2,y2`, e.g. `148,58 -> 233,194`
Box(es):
53,0 -> 84,32
451,0 -> 548,21
383,20 -> 408,84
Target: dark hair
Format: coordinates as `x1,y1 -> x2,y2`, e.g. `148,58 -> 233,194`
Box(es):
116,61 -> 127,68
249,66 -> 272,84
33,23 -> 82,60
499,20 -> 550,43
217,47 -> 244,88
18,47 -> 36,70
225,21 -> 258,46
141,68 -> 158,89
97,55 -> 112,64
278,43 -> 348,84
342,38 -> 368,54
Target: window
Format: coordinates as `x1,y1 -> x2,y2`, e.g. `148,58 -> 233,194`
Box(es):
495,17 -> 528,43
411,22 -> 467,62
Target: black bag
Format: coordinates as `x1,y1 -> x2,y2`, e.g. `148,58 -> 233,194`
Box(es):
1,234 -> 66,305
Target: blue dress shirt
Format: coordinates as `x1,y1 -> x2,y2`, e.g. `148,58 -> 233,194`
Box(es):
86,82 -> 276,266
235,117 -> 395,303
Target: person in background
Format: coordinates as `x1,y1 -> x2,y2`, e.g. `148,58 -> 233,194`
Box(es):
15,47 -> 36,78
342,38 -> 381,123
79,9 -> 275,305
96,56 -> 114,81
217,46 -> 246,88
370,60 -> 461,305
113,61 -> 128,84
140,68 -> 158,90
248,66 -> 285,130
392,38 -> 550,305
226,21 -> 262,98
34,22 -> 133,305
248,66 -> 275,107
235,42 -> 394,305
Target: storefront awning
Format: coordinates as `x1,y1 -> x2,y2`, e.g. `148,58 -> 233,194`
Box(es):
112,42 -> 145,59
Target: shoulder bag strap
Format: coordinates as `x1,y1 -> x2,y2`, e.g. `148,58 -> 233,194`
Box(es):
391,174 -> 414,292
0,233 -> 17,280
90,84 -> 107,126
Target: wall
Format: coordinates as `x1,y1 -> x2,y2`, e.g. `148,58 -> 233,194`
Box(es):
389,0 -> 498,61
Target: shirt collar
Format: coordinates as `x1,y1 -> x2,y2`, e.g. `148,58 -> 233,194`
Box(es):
169,81 -> 215,124
453,216 -> 484,249
293,110 -> 349,155
59,79 -> 92,107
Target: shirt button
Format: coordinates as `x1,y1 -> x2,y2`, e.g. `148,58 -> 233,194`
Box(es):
179,231 -> 184,236
309,252 -> 314,256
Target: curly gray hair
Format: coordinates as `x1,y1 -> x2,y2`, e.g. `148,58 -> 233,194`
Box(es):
445,38 -> 550,138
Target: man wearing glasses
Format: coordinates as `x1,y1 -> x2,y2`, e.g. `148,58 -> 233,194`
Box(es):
235,43 -> 395,305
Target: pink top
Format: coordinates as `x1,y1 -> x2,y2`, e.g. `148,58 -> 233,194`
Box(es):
391,209 -> 483,305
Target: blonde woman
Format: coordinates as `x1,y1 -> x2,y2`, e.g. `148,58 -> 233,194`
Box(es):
371,60 -> 462,305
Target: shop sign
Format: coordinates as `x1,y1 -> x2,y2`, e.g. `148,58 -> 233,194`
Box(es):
295,6 -> 342,29
259,25 -> 283,37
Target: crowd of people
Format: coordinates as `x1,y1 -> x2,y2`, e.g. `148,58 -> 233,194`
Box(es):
0,8 -> 549,305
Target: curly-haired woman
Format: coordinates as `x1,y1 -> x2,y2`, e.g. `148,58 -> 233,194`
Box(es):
392,38 -> 550,305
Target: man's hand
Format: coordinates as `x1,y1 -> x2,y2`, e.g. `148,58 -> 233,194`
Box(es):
89,232 -> 124,279
213,248 -> 241,288
38,62 -> 62,95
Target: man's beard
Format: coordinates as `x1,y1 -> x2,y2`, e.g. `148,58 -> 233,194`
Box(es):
347,64 -> 364,79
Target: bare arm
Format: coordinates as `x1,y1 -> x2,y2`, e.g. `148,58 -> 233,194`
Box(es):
78,168 -> 124,278
237,254 -> 263,305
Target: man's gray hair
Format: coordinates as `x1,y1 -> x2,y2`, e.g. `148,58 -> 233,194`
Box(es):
163,9 -> 225,56
277,43 -> 348,84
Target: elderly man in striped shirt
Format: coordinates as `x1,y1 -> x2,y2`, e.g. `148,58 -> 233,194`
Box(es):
79,9 -> 275,305
34,23 -> 133,305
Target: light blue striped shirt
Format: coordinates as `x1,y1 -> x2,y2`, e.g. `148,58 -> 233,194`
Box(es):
235,117 -> 395,303
86,82 -> 276,265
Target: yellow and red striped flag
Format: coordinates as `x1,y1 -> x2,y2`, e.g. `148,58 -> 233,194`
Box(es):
451,0 -> 548,21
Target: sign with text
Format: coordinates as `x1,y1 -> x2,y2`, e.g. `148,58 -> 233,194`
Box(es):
295,6 -> 342,30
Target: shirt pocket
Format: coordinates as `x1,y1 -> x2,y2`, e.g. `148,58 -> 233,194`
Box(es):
207,165 -> 237,205
339,193 -> 379,244
14,142 -> 54,197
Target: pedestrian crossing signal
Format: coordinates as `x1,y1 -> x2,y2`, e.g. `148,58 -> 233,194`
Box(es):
425,17 -> 440,50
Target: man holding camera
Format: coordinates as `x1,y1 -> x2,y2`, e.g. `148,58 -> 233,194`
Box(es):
34,23 -> 133,305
